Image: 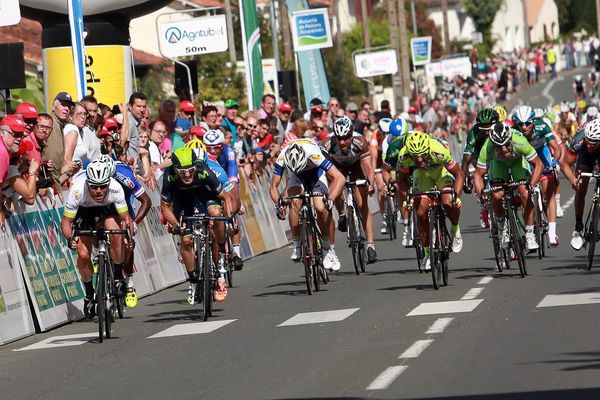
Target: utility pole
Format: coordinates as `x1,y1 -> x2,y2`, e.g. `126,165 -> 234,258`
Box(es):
270,0 -> 281,71
522,0 -> 531,48
398,0 -> 412,108
360,0 -> 373,104
441,0 -> 450,53
224,0 -> 236,65
597,0 -> 600,41
335,0 -> 346,100
279,0 -> 293,68
411,0 -> 417,35
388,0 -> 402,113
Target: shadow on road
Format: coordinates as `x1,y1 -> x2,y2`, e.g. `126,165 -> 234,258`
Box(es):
526,351 -> 600,372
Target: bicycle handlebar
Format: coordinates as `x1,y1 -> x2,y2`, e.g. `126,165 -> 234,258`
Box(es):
579,172 -> 600,179
409,188 -> 456,198
484,180 -> 529,194
345,179 -> 369,188
71,227 -> 132,245
284,192 -> 327,200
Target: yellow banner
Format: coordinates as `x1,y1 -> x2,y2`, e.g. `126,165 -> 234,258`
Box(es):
43,45 -> 131,110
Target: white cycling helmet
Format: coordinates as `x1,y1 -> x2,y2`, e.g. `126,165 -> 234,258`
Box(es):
284,142 -> 308,174
95,154 -> 116,176
585,118 -> 600,143
378,117 -> 393,134
489,122 -> 512,146
86,157 -> 113,185
513,105 -> 535,125
533,108 -> 544,118
575,74 -> 583,81
333,116 -> 353,138
588,106 -> 599,118
560,102 -> 570,113
203,129 -> 225,146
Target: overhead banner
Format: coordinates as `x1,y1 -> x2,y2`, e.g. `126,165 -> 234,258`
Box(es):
239,0 -> 264,110
43,45 -> 132,110
291,8 -> 333,52
441,56 -> 472,78
286,0 -> 331,111
0,0 -> 20,27
410,36 -> 432,66
159,14 -> 228,58
354,49 -> 398,78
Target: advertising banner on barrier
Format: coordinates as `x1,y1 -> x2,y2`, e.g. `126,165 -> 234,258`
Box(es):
0,227 -> 35,345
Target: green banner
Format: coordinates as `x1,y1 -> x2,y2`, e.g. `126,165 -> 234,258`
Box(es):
239,0 -> 264,110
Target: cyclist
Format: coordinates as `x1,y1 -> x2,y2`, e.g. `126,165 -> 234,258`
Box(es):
370,117 -> 392,235
160,147 -> 238,304
202,129 -> 244,270
581,105 -> 599,125
573,75 -> 587,100
513,105 -> 562,246
322,116 -> 378,264
382,118 -> 412,246
269,139 -> 345,271
589,69 -> 600,98
462,108 -> 499,228
61,157 -> 134,319
556,102 -> 578,144
559,118 -> 600,250
473,122 -> 544,251
397,131 -> 465,271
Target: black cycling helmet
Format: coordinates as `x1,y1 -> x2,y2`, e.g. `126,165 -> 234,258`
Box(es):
477,108 -> 499,125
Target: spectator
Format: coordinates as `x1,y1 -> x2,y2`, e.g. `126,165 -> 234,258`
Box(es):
361,101 -> 372,113
23,113 -> 52,167
15,102 -> 39,136
81,95 -> 101,129
258,94 -> 276,120
0,115 -> 28,225
547,44 -> 558,79
125,92 -> 147,161
354,108 -> 370,134
374,99 -> 392,122
346,102 -> 359,121
201,105 -> 220,129
326,97 -> 341,130
222,99 -> 240,144
233,116 -> 247,156
281,118 -> 309,148
46,91 -> 74,179
149,120 -> 170,182
422,99 -> 441,131
574,37 -> 583,67
98,103 -> 112,118
276,102 -> 293,140
563,40 -> 574,70
155,99 -> 177,134
171,117 -> 192,151
304,97 -> 325,120
63,102 -> 101,168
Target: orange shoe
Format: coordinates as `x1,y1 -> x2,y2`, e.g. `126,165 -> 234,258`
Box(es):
214,278 -> 228,302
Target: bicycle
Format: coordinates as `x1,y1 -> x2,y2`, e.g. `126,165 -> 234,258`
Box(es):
285,192 -> 329,295
344,179 -> 368,275
531,184 -> 549,259
72,226 -> 131,343
382,181 -> 399,241
405,190 -> 424,273
484,179 -> 529,278
580,172 -> 600,270
181,213 -> 233,321
222,218 -> 240,288
409,187 -> 455,290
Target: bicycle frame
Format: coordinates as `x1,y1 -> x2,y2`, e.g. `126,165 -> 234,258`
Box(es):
344,179 -> 368,274
580,172 -> 600,270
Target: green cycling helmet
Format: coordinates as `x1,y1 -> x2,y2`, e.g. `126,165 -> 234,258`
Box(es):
171,147 -> 197,169
477,108 -> 499,125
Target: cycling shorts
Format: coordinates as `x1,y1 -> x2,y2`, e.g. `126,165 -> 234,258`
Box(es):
488,157 -> 531,183
412,167 -> 454,192
74,205 -> 118,231
287,168 -> 329,195
172,195 -> 221,220
575,150 -> 600,173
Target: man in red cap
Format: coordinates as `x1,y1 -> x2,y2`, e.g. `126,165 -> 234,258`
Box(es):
179,100 -> 196,119
22,113 -> 53,167
276,102 -> 293,139
15,102 -> 39,135
0,115 -> 27,226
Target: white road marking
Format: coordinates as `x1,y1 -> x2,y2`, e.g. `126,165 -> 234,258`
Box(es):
425,317 -> 454,334
407,299 -> 483,316
148,319 -> 237,338
366,366 -> 408,390
477,276 -> 494,285
562,194 -> 576,212
278,308 -> 359,327
15,333 -> 98,351
542,75 -> 563,108
399,339 -> 434,359
461,287 -> 485,300
537,292 -> 600,308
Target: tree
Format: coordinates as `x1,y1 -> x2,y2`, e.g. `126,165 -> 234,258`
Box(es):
462,0 -> 502,47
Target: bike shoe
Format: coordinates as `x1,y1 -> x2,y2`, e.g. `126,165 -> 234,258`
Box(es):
233,255 -> 244,271
367,247 -> 378,264
337,215 -> 347,232
84,297 -> 96,319
125,287 -> 138,308
114,280 -> 126,299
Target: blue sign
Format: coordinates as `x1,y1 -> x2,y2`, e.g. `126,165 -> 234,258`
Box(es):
410,36 -> 432,66
292,9 -> 332,51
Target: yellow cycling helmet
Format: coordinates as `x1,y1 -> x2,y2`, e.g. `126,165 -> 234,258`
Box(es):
577,100 -> 587,110
184,138 -> 207,161
405,130 -> 430,156
494,105 -> 508,121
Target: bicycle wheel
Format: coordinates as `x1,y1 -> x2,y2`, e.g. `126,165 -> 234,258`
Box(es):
355,209 -> 367,273
202,242 -> 213,320
412,210 -> 424,272
347,206 -> 361,275
225,237 -> 234,288
586,201 -> 599,270
301,214 -> 315,294
429,211 -> 441,290
385,196 -> 396,241
314,226 -> 328,284
533,197 -> 544,260
508,204 -> 527,277
105,258 -> 115,336
439,215 -> 450,287
490,212 -> 504,272
96,253 -> 106,343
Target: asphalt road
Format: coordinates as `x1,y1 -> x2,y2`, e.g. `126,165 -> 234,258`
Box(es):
2,72 -> 600,400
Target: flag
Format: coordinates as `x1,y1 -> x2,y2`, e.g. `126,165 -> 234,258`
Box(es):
239,0 -> 264,110
67,0 -> 87,100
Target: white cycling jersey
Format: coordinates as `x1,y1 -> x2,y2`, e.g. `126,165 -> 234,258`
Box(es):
63,175 -> 129,218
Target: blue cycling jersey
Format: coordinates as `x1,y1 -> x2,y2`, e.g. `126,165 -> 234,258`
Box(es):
207,159 -> 234,193
114,161 -> 145,217
218,145 -> 239,183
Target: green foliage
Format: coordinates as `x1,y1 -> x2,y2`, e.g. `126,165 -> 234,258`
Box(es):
193,52 -> 247,106
10,75 -> 45,112
462,0 -> 502,53
136,63 -> 172,115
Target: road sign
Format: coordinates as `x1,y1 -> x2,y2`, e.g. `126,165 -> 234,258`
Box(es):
353,49 -> 398,78
159,14 -> 228,58
291,8 -> 333,52
410,36 -> 432,66
0,0 -> 20,27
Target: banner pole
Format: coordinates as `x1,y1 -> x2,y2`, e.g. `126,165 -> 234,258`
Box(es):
294,51 -> 302,111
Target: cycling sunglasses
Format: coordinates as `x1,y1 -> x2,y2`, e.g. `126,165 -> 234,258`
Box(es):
175,166 -> 196,175
89,183 -> 109,190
